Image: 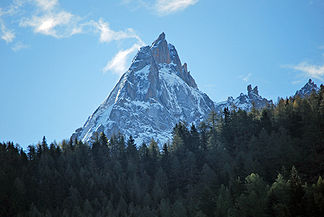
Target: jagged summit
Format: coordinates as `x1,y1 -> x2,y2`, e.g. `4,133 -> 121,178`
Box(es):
215,84 -> 272,112
72,33 -> 214,144
247,84 -> 259,96
130,33 -> 197,88
152,32 -> 165,45
151,32 -> 171,65
295,79 -> 319,97
152,32 -> 197,88
151,32 -> 166,51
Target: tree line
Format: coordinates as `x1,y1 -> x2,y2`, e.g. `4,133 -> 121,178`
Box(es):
1,86 -> 324,217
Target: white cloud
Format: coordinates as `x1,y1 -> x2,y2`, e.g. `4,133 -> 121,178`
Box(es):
0,21 -> 15,43
1,0 -> 145,76
94,19 -> 145,75
34,0 -> 58,11
103,43 -> 143,75
288,62 -> 324,81
0,0 -> 24,17
20,11 -> 81,38
11,41 -> 29,51
122,0 -> 198,15
94,19 -> 143,44
2,0 -> 144,44
93,18 -> 145,75
1,29 -> 15,42
18,0 -> 84,38
156,0 -> 199,15
0,0 -> 25,43
18,2 -> 144,42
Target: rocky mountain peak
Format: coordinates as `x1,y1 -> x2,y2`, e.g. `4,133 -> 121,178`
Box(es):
305,79 -> 317,89
308,78 -> 314,84
152,32 -> 166,44
295,79 -> 319,97
145,32 -> 197,88
247,84 -> 259,96
151,32 -> 171,65
72,33 -> 213,145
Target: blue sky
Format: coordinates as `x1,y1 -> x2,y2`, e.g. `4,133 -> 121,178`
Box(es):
1,0 -> 324,147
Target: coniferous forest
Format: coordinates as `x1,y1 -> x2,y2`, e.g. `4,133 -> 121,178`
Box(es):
1,86 -> 324,217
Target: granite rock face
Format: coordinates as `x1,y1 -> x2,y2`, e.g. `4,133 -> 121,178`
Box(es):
72,33 -> 214,145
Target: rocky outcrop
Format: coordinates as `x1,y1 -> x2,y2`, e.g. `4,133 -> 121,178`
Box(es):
215,84 -> 273,113
295,79 -> 319,97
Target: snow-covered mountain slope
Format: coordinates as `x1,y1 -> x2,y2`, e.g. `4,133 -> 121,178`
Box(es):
215,84 -> 273,113
72,33 -> 215,145
295,79 -> 319,97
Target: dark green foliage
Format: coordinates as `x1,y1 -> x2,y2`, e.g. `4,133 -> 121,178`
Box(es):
0,87 -> 324,217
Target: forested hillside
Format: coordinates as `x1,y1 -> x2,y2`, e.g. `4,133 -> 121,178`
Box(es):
1,86 -> 324,217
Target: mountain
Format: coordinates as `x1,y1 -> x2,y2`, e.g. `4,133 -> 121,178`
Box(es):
72,33 -> 215,145
295,79 -> 319,97
72,32 -> 320,145
214,79 -> 320,114
214,84 -> 273,113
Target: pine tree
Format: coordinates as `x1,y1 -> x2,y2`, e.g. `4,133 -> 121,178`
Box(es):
126,135 -> 137,160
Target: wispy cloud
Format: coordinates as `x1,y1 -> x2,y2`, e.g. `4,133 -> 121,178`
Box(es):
11,41 -> 29,51
1,0 -> 145,75
0,0 -> 24,17
93,19 -> 144,75
0,22 -> 15,43
20,11 -> 82,38
285,62 -> 324,81
103,42 -> 144,75
238,72 -> 252,82
121,0 -> 198,15
19,0 -> 83,38
156,0 -> 199,15
34,0 -> 58,11
94,19 -> 143,44
243,73 -> 252,82
0,0 -> 24,43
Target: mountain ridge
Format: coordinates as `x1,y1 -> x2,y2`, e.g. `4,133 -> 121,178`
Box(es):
214,84 -> 273,113
72,33 -> 321,145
